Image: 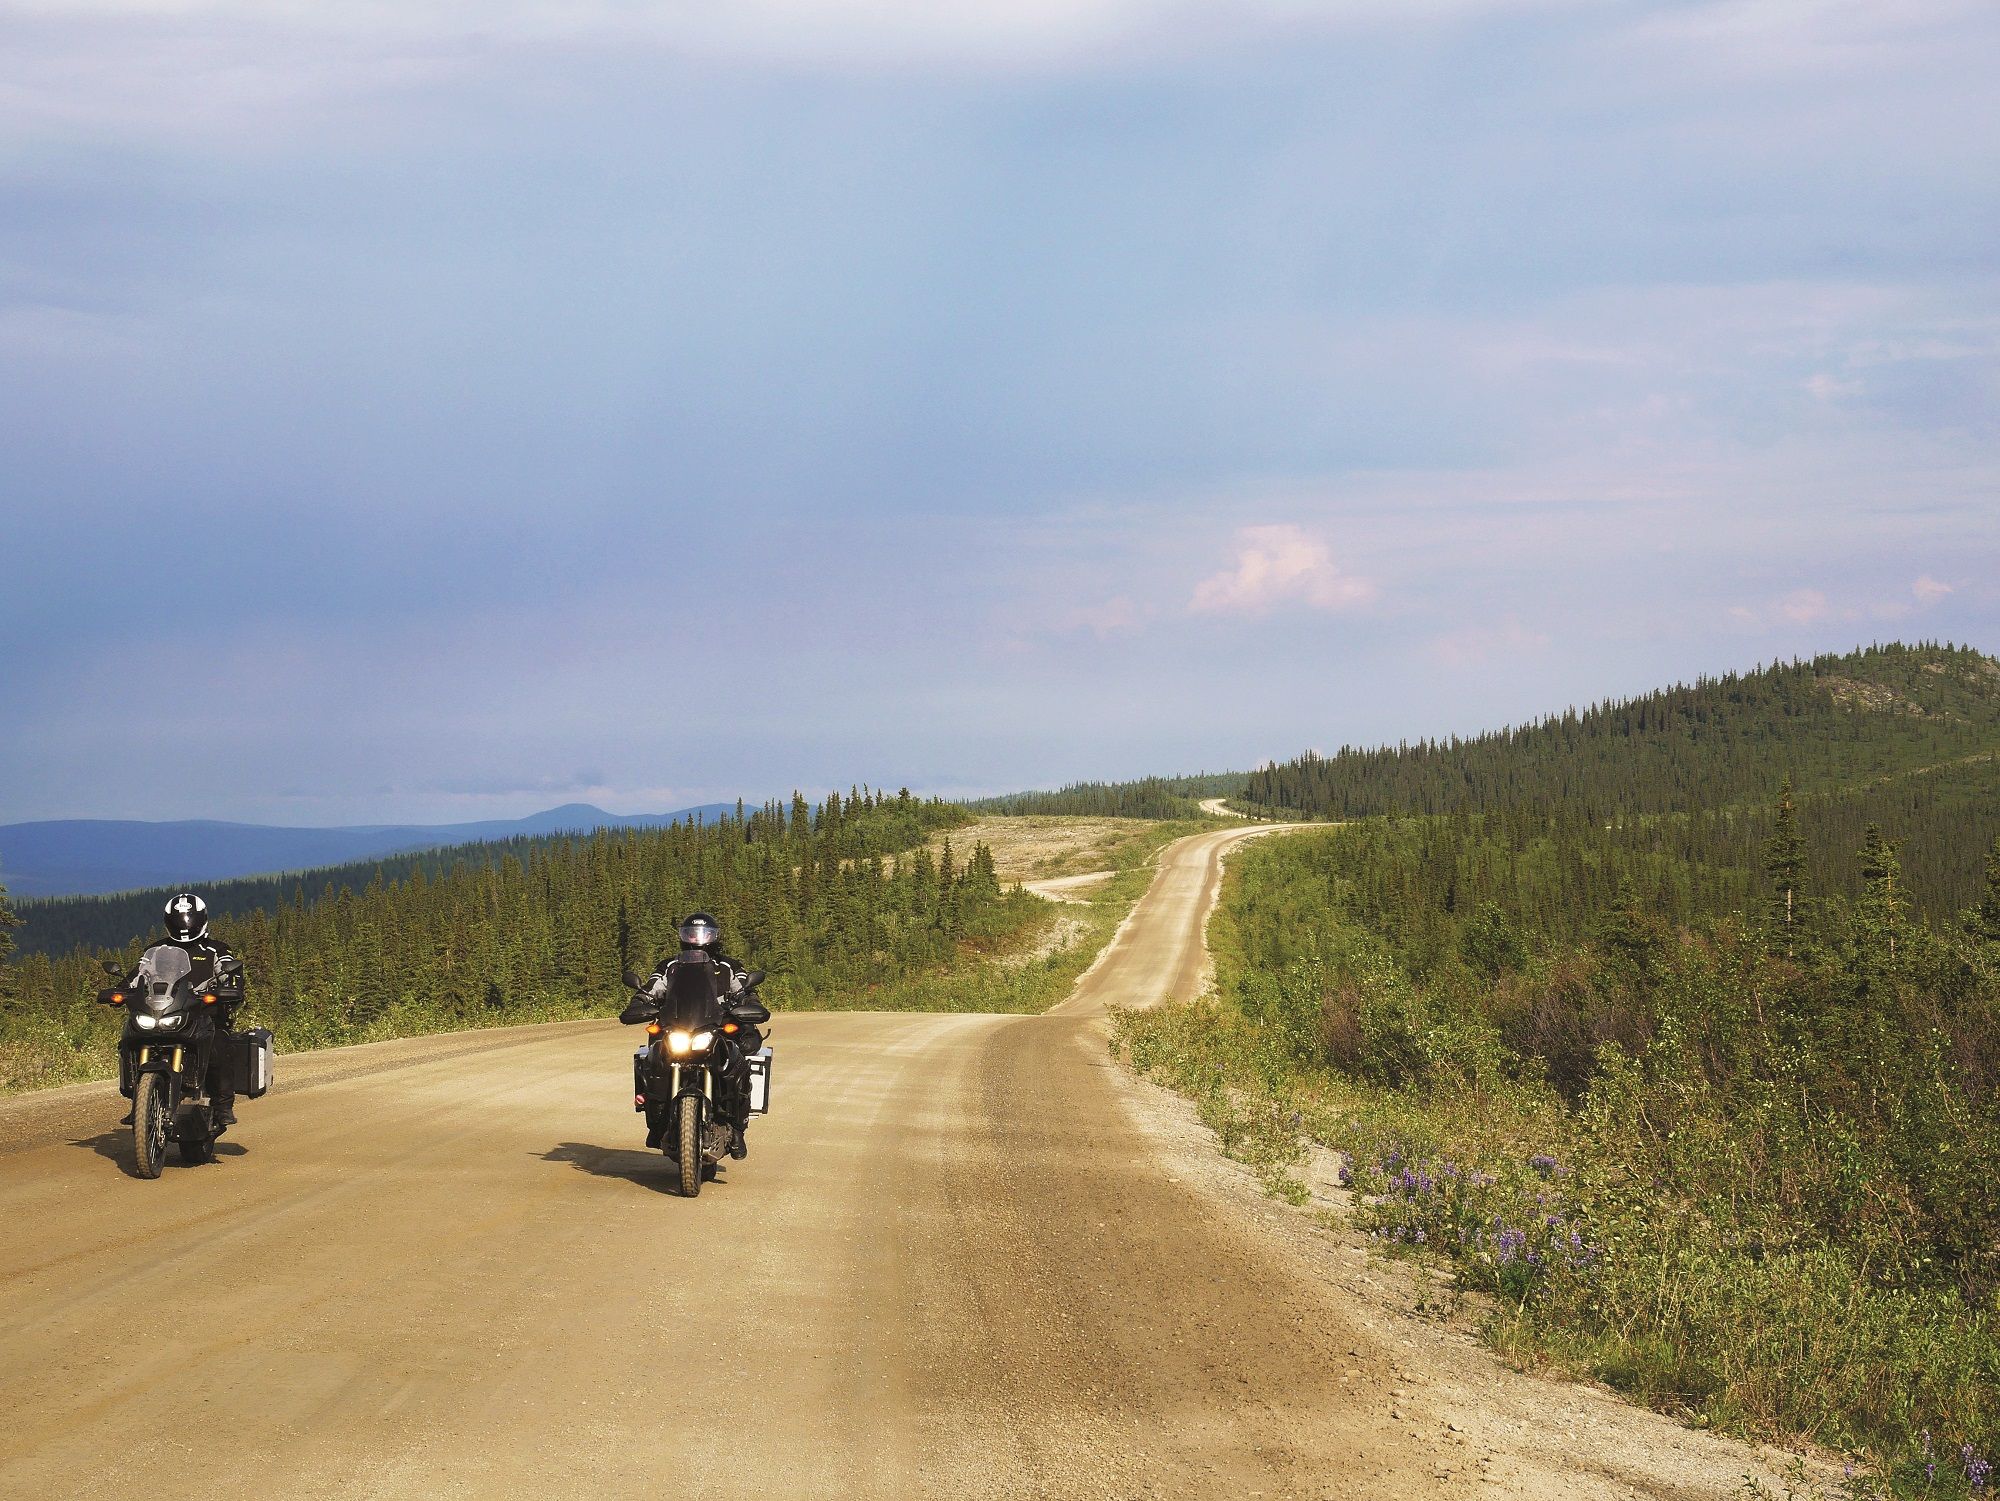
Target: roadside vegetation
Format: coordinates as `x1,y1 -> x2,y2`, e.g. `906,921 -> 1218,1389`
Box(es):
936,813 -> 1220,882
0,792 -> 1204,1092
1121,644 -> 2000,1496
832,815 -> 1208,1014
0,790 -> 1051,1092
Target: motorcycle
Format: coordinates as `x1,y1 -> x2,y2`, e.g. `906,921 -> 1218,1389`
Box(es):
623,954 -> 773,1197
98,947 -> 272,1178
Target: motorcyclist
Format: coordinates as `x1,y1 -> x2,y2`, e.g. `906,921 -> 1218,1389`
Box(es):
621,912 -> 765,1158
119,892 -> 243,1125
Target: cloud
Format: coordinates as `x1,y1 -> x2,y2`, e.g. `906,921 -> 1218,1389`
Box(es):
1804,372 -> 1864,401
1431,617 -> 1553,667
1189,524 -> 1377,618
1727,575 -> 1961,630
1913,574 -> 1954,605
0,0 -> 1592,139
1779,588 -> 1832,623
1053,595 -> 1148,639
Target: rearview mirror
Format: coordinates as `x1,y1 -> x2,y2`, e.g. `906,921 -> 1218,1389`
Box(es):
216,956 -> 244,975
101,960 -> 124,977
744,969 -> 767,989
623,968 -> 646,991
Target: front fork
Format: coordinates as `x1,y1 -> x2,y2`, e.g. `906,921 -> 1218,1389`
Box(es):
122,1043 -> 190,1105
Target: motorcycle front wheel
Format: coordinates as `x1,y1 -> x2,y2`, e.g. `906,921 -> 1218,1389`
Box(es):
132,1073 -> 169,1179
676,1094 -> 702,1198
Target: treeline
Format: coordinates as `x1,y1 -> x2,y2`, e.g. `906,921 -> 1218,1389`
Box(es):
1244,643 -> 2000,820
12,787 -> 946,957
969,772 -> 1245,819
15,832 -> 585,958
0,789 -> 1039,1091
1198,799 -> 2000,1485
1293,757 -> 1999,971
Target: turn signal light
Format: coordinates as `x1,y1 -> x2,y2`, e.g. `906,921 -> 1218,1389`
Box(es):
202,993 -> 217,1005
721,1022 -> 738,1034
645,1022 -> 662,1036
110,993 -> 125,1005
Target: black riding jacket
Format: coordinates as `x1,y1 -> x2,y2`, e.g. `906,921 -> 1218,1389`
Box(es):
619,949 -> 748,1027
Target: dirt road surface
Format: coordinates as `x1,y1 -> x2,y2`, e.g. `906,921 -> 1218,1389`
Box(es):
0,824 -> 1793,1499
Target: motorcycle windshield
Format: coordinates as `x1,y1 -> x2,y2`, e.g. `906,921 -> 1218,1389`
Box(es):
661,957 -> 719,1032
137,945 -> 192,1011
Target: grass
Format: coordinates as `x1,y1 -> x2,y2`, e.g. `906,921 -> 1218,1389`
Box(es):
791,828 -> 1191,1015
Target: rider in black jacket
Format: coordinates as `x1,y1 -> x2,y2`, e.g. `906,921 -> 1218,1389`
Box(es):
622,912 -> 764,1157
120,892 -> 244,1124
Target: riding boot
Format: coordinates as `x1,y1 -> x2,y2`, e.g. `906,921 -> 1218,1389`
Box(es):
212,1085 -> 237,1126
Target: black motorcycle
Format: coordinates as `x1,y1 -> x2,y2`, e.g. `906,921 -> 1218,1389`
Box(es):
98,947 -> 272,1177
623,955 -> 772,1197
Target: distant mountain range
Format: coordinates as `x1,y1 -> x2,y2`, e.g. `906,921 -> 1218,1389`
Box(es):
0,802 -> 738,897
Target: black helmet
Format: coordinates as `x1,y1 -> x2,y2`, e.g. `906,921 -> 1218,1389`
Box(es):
678,912 -> 721,951
164,891 -> 209,942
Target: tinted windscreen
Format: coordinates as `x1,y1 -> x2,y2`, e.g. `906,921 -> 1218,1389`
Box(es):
662,957 -> 718,1030
138,946 -> 192,986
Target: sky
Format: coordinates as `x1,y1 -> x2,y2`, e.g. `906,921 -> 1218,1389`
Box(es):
1,0 -> 1996,824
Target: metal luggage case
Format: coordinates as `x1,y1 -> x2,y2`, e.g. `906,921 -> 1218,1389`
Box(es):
230,1027 -> 275,1099
747,1047 -> 773,1115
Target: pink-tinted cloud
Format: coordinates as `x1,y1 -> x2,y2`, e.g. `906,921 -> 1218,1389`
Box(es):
1779,588 -> 1832,624
1189,524 -> 1376,617
1914,574 -> 1954,605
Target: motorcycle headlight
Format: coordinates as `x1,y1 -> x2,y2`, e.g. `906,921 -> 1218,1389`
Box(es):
156,1013 -> 184,1031
134,1013 -> 157,1030
692,1030 -> 715,1052
667,1030 -> 693,1056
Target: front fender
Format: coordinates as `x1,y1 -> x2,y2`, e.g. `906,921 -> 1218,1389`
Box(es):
124,1046 -> 186,1111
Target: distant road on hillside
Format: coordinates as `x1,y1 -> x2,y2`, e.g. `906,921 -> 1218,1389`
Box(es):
0,801 -> 736,896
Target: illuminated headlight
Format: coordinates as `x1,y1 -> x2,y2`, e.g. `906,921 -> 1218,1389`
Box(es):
135,1014 -> 157,1030
667,1030 -> 693,1056
691,1030 -> 714,1052
156,1014 -> 184,1031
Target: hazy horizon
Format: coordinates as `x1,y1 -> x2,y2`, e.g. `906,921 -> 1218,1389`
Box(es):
4,1 -> 1996,824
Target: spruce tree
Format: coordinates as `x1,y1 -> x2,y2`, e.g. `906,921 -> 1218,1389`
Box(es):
1979,833 -> 2000,944
1858,824 -> 1907,962
0,877 -> 18,1011
1763,776 -> 1807,957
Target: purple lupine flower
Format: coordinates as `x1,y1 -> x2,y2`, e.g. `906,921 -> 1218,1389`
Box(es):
1963,1444 -> 1991,1490
1529,1154 -> 1560,1177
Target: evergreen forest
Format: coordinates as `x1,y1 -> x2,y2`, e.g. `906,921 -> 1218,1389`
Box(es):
969,772 -> 1244,819
0,789 -> 1036,1092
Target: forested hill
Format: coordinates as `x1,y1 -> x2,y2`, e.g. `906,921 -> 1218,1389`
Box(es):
968,772 -> 1247,819
1244,643 -> 1999,819
11,790 -> 956,959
